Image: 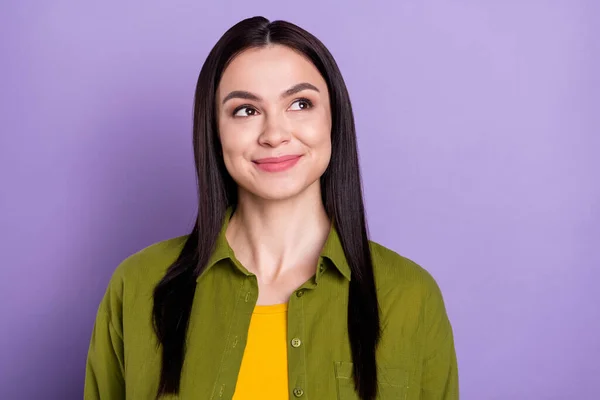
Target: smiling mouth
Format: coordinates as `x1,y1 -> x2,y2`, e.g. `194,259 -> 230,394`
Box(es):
253,155 -> 303,164
253,155 -> 302,172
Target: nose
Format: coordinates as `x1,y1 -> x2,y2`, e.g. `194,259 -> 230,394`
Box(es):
258,111 -> 292,147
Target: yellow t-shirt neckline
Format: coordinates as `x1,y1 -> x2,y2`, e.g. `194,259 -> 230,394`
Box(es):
252,303 -> 288,314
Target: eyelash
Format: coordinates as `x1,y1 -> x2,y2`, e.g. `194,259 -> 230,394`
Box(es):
232,98 -> 314,117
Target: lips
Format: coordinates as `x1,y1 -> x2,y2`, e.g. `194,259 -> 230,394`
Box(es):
253,155 -> 302,164
252,155 -> 302,172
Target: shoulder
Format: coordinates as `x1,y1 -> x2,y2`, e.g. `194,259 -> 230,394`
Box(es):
368,240 -> 443,300
105,235 -> 189,301
369,241 -> 455,366
93,235 -> 189,339
368,240 -> 452,339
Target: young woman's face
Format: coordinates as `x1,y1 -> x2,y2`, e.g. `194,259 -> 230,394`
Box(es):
216,44 -> 332,201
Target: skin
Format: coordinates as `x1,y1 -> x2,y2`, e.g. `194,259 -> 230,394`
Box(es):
215,44 -> 333,305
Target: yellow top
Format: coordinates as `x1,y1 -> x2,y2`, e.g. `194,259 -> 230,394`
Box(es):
232,303 -> 289,399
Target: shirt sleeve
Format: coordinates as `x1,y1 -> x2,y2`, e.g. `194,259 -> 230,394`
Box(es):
84,277 -> 126,400
420,279 -> 459,399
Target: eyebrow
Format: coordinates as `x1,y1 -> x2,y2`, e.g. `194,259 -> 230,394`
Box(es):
221,82 -> 320,105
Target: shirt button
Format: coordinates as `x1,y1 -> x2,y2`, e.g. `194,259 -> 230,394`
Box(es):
296,290 -> 304,297
293,387 -> 304,397
291,338 -> 302,348
245,292 -> 250,302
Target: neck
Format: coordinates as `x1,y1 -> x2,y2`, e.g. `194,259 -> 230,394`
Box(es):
225,185 -> 331,283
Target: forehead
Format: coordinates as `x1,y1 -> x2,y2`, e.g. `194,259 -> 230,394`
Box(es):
217,45 -> 328,98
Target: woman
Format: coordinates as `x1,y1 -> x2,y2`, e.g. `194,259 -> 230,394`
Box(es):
84,16 -> 458,400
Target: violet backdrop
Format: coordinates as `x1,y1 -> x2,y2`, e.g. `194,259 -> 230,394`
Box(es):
1,1 -> 598,399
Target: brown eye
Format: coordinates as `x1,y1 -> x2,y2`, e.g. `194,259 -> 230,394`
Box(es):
233,106 -> 258,117
289,98 -> 313,111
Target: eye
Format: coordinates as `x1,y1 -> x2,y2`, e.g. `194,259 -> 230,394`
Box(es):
289,98 -> 313,111
233,106 -> 258,118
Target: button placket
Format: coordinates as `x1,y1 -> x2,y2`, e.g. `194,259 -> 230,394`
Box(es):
211,276 -> 255,400
288,283 -> 308,400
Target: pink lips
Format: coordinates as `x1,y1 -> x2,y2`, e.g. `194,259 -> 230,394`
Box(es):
253,155 -> 302,172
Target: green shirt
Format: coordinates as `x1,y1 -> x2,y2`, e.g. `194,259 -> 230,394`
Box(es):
85,208 -> 458,399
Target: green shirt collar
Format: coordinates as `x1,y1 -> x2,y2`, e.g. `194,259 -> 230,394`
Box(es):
199,206 -> 351,282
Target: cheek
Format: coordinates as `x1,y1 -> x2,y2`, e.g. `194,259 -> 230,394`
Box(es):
219,123 -> 252,158
301,117 -> 332,152
312,106 -> 332,143
218,131 -> 245,178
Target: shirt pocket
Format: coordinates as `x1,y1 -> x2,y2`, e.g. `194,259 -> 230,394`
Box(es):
334,361 -> 409,400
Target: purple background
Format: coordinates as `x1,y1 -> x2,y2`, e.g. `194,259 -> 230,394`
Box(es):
1,1 -> 598,399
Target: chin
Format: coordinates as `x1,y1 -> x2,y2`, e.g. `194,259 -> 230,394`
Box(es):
240,178 -> 321,202
252,184 -> 308,201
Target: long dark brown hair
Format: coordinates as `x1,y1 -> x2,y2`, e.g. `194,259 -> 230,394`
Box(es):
152,16 -> 381,400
